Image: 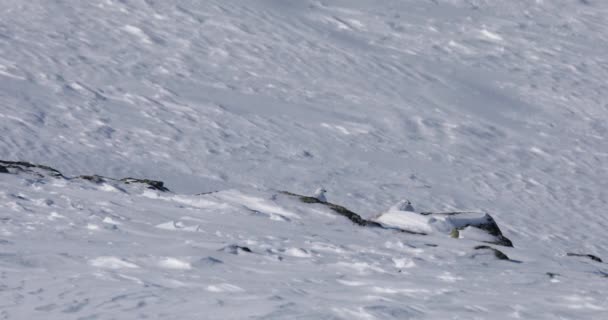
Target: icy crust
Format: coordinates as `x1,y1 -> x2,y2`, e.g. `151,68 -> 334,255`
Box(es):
375,209 -> 513,247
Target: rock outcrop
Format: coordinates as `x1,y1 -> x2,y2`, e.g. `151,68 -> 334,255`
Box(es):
1,160 -> 170,192
120,178 -> 170,192
566,253 -> 603,263
374,208 -> 513,247
473,245 -> 510,261
281,191 -> 425,235
0,160 -> 64,178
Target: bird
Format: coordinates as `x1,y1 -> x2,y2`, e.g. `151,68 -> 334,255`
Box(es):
392,199 -> 415,212
314,187 -> 327,203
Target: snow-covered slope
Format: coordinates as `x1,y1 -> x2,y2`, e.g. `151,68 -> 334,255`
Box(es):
1,165 -> 606,319
1,0 -> 607,318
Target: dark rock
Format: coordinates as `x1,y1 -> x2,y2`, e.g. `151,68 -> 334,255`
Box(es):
546,272 -> 560,279
326,202 -> 369,226
77,175 -> 107,183
104,224 -> 119,231
1,160 -> 173,192
280,191 -> 425,235
219,245 -> 253,255
566,253 -> 603,263
296,195 -> 322,204
474,214 -> 513,247
120,177 -> 170,192
422,211 -> 513,247
0,160 -> 64,178
473,245 -> 510,260
196,190 -> 220,196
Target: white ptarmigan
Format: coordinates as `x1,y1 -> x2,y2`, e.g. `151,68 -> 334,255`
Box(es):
392,199 -> 415,212
314,188 -> 327,203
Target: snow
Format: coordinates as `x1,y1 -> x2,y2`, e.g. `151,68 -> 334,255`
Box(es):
207,283 -> 246,293
89,257 -> 140,270
158,257 -> 192,270
459,226 -> 498,242
1,0 -> 608,318
1,173 -> 606,318
375,209 -> 434,234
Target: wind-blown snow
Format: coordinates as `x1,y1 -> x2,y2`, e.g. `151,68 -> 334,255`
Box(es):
1,0 -> 608,319
1,173 -> 606,319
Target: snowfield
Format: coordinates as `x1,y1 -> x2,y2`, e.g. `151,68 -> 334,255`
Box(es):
1,0 -> 607,319
1,165 -> 606,319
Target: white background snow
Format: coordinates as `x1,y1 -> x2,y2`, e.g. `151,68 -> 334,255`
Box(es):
1,0 -> 607,319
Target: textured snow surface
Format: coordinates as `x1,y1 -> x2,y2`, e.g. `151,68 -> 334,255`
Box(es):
1,174 -> 607,319
1,0 -> 608,318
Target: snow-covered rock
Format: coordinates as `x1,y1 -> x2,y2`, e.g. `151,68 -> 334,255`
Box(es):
0,160 -> 170,193
0,160 -> 64,178
374,207 -> 433,234
374,209 -> 513,246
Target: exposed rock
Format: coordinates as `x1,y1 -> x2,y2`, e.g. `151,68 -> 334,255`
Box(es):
1,160 -> 170,192
424,211 -> 513,247
78,175 -> 170,192
473,245 -> 510,261
566,253 -> 603,263
120,177 -> 170,192
196,190 -> 220,196
220,245 -> 253,255
0,160 -> 64,178
374,206 -> 512,247
77,175 -> 107,184
281,191 -> 425,235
